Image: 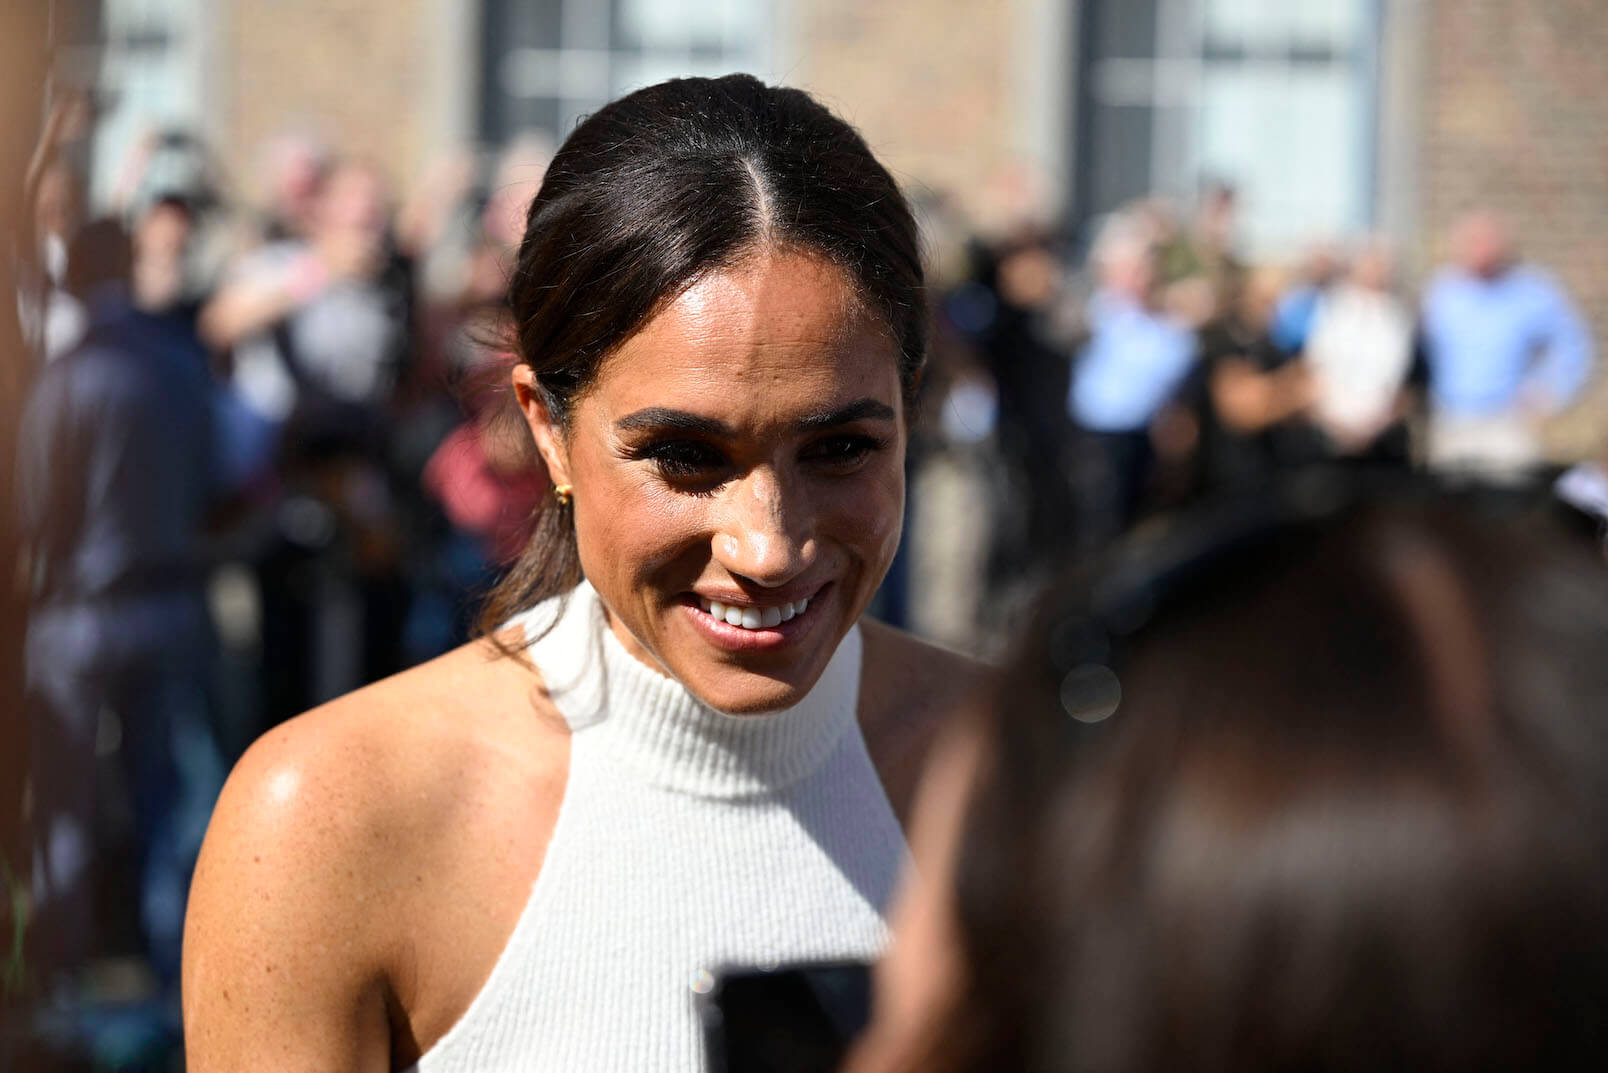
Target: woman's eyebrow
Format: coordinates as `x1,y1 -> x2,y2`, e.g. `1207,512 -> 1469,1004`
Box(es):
614,398 -> 896,436
796,398 -> 897,431
614,408 -> 730,436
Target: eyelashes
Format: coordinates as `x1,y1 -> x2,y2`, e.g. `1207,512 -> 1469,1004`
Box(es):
801,433 -> 890,468
630,440 -> 727,480
622,434 -> 891,486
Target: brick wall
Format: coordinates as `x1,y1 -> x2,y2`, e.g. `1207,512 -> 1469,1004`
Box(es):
215,0 -> 432,207
212,0 -> 1037,234
789,0 -> 1019,221
1420,0 -> 1608,455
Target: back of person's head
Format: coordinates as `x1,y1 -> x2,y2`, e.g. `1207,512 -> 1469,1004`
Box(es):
933,481 -> 1608,1073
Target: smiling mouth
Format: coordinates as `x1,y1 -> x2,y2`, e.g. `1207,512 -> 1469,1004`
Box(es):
694,594 -> 812,631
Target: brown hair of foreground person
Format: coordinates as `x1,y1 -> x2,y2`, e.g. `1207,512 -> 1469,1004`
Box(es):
861,484 -> 1608,1073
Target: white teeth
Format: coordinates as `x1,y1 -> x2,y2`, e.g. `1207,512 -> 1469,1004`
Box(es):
695,595 -> 813,630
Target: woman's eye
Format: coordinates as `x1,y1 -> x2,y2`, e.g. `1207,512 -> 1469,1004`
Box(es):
803,434 -> 887,471
636,440 -> 729,480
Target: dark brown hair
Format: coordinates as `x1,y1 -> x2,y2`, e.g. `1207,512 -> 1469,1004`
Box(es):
928,485 -> 1608,1073
479,74 -> 925,638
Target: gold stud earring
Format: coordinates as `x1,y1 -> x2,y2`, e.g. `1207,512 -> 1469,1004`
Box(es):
553,483 -> 573,507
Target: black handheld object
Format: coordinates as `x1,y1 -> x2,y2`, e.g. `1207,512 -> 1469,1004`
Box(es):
699,960 -> 874,1073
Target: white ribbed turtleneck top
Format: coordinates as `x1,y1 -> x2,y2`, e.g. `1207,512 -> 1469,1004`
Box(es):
407,581 -> 906,1072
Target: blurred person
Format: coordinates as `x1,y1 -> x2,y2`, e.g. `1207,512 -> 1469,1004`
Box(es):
1555,437 -> 1608,558
412,332 -> 547,654
256,126 -> 333,242
1421,210 -> 1593,482
203,158 -> 410,407
184,76 -> 987,1073
851,479 -> 1608,1073
19,217 -> 226,1004
1269,240 -> 1344,355
409,132 -> 554,321
24,90 -> 93,279
1191,265 -> 1317,494
1126,198 -> 1181,266
1069,220 -> 1199,549
1155,182 -> 1245,322
1194,181 -> 1239,259
24,158 -> 89,362
31,158 -> 82,287
131,193 -> 203,316
1302,238 -> 1418,463
905,191 -> 1004,651
956,224 -> 1076,591
482,133 -> 555,263
397,138 -> 557,664
420,381 -> 545,566
201,158 -> 415,722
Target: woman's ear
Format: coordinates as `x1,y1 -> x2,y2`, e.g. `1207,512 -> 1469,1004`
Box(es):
511,364 -> 572,488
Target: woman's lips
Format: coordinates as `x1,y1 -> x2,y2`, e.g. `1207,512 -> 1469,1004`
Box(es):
697,593 -> 811,630
681,584 -> 829,651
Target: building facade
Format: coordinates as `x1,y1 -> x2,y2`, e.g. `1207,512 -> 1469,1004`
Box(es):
77,0 -> 1608,451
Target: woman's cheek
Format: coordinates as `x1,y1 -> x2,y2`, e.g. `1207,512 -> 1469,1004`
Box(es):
840,466 -> 905,562
573,473 -> 692,581
616,482 -> 717,579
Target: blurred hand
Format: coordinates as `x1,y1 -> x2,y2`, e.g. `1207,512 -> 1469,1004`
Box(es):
318,228 -> 383,282
1277,362 -> 1317,412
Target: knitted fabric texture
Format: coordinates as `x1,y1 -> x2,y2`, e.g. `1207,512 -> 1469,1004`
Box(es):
408,580 -> 905,1072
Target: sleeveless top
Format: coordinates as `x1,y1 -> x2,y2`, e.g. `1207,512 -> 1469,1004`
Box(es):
406,581 -> 907,1072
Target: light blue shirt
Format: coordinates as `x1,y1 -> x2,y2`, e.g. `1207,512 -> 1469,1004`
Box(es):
1420,264 -> 1593,416
1270,283 -> 1323,354
1070,291 -> 1197,432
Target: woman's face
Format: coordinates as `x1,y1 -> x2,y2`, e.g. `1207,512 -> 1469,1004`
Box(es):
521,249 -> 907,713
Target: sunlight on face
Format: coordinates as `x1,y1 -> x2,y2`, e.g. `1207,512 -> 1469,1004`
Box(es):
552,249 -> 907,713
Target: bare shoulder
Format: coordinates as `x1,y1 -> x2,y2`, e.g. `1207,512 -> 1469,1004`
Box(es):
206,634 -> 565,865
184,636 -> 570,1071
856,619 -> 999,829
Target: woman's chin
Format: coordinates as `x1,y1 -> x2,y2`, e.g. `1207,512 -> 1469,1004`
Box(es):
685,664 -> 822,715
662,586 -> 849,713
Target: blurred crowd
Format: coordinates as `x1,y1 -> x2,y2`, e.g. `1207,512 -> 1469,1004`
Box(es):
11,89 -> 1608,1069
14,96 -> 553,1066
902,180 -> 1606,650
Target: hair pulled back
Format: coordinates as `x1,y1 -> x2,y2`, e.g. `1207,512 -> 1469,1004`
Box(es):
480,74 -> 925,637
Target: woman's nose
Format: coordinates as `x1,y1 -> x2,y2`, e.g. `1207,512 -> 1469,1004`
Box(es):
714,468 -> 815,585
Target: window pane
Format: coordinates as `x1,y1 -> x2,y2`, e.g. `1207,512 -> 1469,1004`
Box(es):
1206,0 -> 1361,51
1198,65 -> 1361,250
1289,0 -> 1362,50
1204,0 -> 1290,51
612,54 -> 699,97
1089,103 -> 1155,217
619,0 -> 765,51
1092,0 -> 1159,60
